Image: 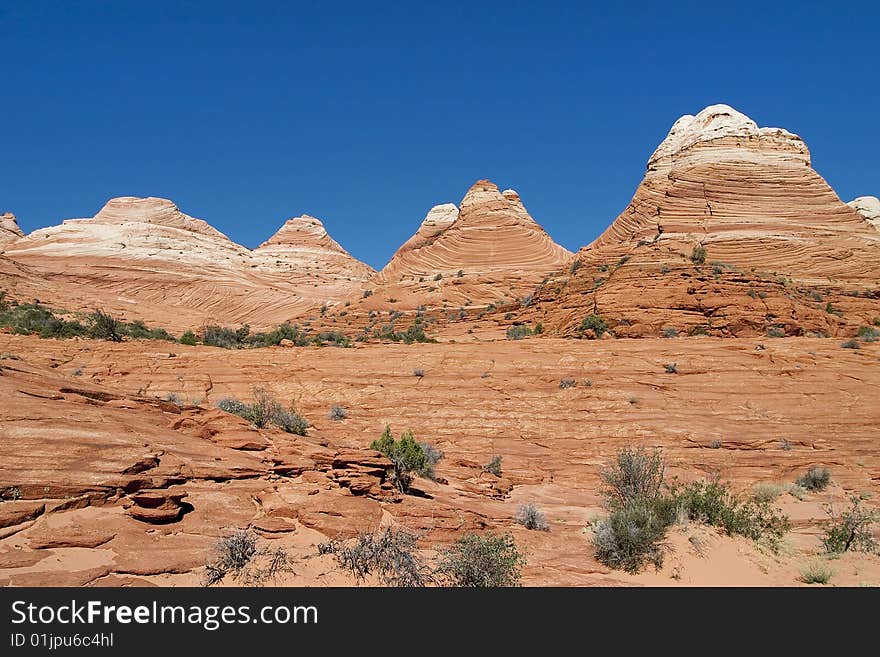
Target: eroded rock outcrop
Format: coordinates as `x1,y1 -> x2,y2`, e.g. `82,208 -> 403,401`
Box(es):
520,104 -> 880,337
0,213 -> 23,249
848,196 -> 880,231
2,198 -> 372,331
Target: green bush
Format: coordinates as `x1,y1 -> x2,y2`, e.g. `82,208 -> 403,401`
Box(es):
506,324 -> 533,340
672,480 -> 790,547
690,245 -> 707,264
578,314 -> 608,338
179,331 -> 198,346
592,500 -> 671,573
371,426 -> 431,493
821,496 -> 877,555
601,446 -> 665,510
857,326 -> 878,342
87,310 -> 123,342
216,387 -> 308,435
483,455 -> 503,477
202,325 -> 246,348
797,466 -> 831,492
435,532 -> 525,587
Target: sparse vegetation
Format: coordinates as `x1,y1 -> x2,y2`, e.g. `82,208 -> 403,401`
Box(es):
506,324 -> 533,340
217,387 -> 308,435
376,319 -> 436,344
797,466 -> 831,492
371,425 -> 431,493
751,482 -> 784,503
203,530 -> 294,586
514,503 -> 549,531
821,496 -> 877,555
433,273 -> 443,281
857,326 -> 878,342
419,442 -> 444,480
592,447 -> 790,573
569,260 -> 582,274
661,327 -> 678,338
483,455 -> 503,477
435,532 -> 525,587
671,480 -> 790,547
800,559 -> 834,584
664,362 -> 678,374
578,314 -> 607,338
841,339 -> 860,349
413,368 -> 425,378
328,405 -> 347,421
318,527 -> 430,587
559,378 -> 576,389
690,245 -> 707,264
179,330 -> 198,346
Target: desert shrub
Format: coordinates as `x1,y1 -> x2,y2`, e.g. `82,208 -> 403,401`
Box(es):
413,368 -> 425,377
203,325 -> 244,349
825,301 -> 842,316
534,322 -> 544,334
857,326 -> 878,342
514,503 -> 549,531
245,322 -> 305,348
569,260 -> 582,274
179,330 -> 198,346
419,442 -> 444,480
664,362 -> 678,374
124,319 -> 174,341
690,245 -> 707,264
362,289 -> 373,298
506,324 -> 532,340
661,327 -> 678,338
88,310 -> 123,342
800,559 -> 833,584
371,426 -> 431,492
767,327 -> 786,338
435,532 -> 525,587
433,273 -> 442,281
821,496 -> 877,555
328,405 -> 348,421
204,530 -> 293,586
592,501 -> 670,573
377,320 -> 435,344
204,530 -> 257,585
457,269 -> 464,277
752,482 -> 784,503
520,294 -> 533,307
600,446 -> 665,510
578,314 -> 607,337
672,480 -> 790,547
483,455 -> 503,477
318,527 -> 429,587
217,388 -> 308,435
797,466 -> 831,492
709,439 -> 722,449
559,378 -> 576,389
0,301 -> 88,338
841,339 -> 860,350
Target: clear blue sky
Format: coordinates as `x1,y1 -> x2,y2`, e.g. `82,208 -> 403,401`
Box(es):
2,1 -> 878,269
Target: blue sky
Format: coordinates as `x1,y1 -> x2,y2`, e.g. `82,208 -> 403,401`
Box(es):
2,1 -> 878,269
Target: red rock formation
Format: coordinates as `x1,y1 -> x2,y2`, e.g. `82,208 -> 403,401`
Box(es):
377,180 -> 572,283
252,214 -> 375,307
0,213 -> 23,249
848,196 -> 880,231
2,198 -> 372,331
520,105 -> 880,337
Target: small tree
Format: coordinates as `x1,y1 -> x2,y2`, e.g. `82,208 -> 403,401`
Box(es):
370,426 -> 430,493
822,496 -> 877,555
